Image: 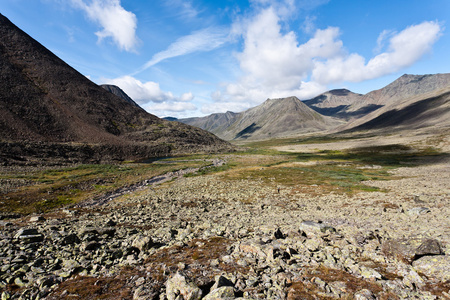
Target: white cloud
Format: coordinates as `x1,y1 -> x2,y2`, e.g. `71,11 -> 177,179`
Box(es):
71,0 -> 139,52
100,75 -> 194,105
213,7 -> 340,105
146,102 -> 197,113
301,15 -> 317,34
312,21 -> 442,84
375,29 -> 393,53
212,8 -> 442,109
137,27 -> 230,73
179,92 -> 194,102
163,0 -> 199,20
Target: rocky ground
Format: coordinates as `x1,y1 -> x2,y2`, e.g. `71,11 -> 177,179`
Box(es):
0,136 -> 449,299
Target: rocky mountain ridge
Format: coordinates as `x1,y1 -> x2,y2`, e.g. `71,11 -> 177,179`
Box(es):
176,73 -> 450,141
180,97 -> 343,141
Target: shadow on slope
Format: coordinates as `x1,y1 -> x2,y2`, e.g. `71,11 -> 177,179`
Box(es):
309,104 -> 383,120
348,92 -> 450,131
234,123 -> 261,139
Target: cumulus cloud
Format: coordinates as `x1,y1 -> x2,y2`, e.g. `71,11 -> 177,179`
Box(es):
71,0 -> 139,52
100,75 -> 197,117
312,21 -> 442,84
212,7 -> 341,107
136,27 -> 230,73
100,75 -> 194,104
212,7 -> 442,111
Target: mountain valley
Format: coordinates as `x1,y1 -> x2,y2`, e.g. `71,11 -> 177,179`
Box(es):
0,12 -> 449,300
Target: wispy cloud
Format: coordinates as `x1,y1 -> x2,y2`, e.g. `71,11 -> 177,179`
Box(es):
375,29 -> 394,53
135,27 -> 230,73
70,0 -> 139,52
163,0 -> 199,20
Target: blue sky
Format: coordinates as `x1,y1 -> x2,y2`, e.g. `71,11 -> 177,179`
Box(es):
1,0 -> 448,118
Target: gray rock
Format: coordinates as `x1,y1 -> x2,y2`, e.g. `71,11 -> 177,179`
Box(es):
166,272 -> 202,300
354,289 -> 376,300
132,235 -> 154,252
406,207 -> 431,216
381,238 -> 443,263
61,233 -> 81,245
299,221 -> 336,235
29,216 -> 46,222
203,286 -> 235,300
211,275 -> 234,290
81,241 -> 101,251
412,255 -> 450,281
14,228 -> 44,243
1,291 -> 11,300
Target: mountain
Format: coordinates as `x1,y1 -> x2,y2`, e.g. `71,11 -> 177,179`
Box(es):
0,14 -> 232,165
303,89 -> 369,120
100,84 -> 140,108
304,74 -> 450,122
180,97 -> 343,140
349,73 -> 450,113
181,111 -> 240,136
340,86 -> 450,133
179,73 -> 450,141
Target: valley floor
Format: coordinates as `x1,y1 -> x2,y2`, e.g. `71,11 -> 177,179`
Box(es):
1,132 -> 449,299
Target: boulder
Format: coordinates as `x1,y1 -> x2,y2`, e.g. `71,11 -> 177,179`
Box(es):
14,228 -> 44,243
412,255 -> 450,281
132,235 -> 154,252
299,221 -> 336,236
203,286 -> 235,300
166,272 -> 202,300
381,238 -> 443,263
406,207 -> 430,216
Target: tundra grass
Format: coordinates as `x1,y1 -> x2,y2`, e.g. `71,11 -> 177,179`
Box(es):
0,158 -> 210,215
220,144 -> 447,195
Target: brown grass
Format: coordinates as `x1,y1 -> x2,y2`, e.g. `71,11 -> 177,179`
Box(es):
287,265 -> 400,299
144,237 -> 248,288
47,266 -> 144,299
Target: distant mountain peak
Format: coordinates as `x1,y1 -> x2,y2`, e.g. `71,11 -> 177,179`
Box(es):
179,95 -> 343,140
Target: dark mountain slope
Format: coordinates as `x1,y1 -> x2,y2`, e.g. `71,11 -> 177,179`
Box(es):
0,14 -> 232,164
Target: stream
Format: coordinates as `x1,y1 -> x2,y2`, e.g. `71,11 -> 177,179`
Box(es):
76,158 -> 225,207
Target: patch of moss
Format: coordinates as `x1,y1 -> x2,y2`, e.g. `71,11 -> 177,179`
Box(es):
0,158 -> 209,215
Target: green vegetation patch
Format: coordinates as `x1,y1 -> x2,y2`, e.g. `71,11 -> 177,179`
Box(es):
223,162 -> 389,194
242,134 -> 357,148
0,158 -> 210,215
221,143 -> 447,195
